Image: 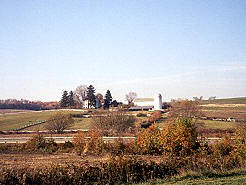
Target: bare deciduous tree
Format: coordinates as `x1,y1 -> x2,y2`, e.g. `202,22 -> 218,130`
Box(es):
91,111 -> 136,135
45,112 -> 74,133
125,92 -> 137,105
74,85 -> 88,107
169,100 -> 203,120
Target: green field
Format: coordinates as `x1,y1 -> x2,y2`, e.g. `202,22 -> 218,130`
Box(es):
0,110 -> 90,131
0,109 -> 150,131
157,119 -> 237,130
24,117 -> 92,131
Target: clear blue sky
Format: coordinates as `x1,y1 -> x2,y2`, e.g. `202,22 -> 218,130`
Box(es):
1,0 -> 246,102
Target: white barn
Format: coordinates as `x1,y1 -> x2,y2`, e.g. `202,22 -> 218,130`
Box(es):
134,98 -> 154,107
131,93 -> 163,111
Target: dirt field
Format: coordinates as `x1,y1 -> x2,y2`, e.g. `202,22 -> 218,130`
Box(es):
0,153 -> 109,169
200,103 -> 246,120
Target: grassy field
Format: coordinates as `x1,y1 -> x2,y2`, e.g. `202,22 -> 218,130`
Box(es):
0,109 -> 148,131
0,110 -> 89,131
200,120 -> 237,130
157,119 -> 238,131
24,117 -> 92,131
135,175 -> 246,185
202,97 -> 246,104
135,170 -> 246,185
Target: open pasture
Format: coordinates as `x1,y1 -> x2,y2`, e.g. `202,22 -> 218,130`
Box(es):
135,171 -> 246,185
0,110 -> 88,131
202,97 -> 246,104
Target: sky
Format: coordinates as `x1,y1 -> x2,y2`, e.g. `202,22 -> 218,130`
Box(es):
0,0 -> 246,102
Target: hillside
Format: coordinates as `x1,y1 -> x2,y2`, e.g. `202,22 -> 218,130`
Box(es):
202,97 -> 246,104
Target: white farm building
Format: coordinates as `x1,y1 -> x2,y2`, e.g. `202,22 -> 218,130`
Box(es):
130,94 -> 163,111
134,98 -> 154,107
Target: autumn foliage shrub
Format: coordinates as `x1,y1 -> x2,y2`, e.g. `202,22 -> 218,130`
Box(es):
73,132 -> 87,154
73,130 -> 104,155
106,138 -> 137,155
136,125 -> 163,155
25,135 -> 58,153
85,130 -> 104,154
234,123 -> 246,158
212,137 -> 234,157
137,118 -> 198,156
160,118 -> 198,156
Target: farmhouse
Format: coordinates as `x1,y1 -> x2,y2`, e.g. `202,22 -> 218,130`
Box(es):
83,97 -> 101,109
129,94 -> 163,111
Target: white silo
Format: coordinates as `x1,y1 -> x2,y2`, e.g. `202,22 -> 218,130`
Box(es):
154,93 -> 162,110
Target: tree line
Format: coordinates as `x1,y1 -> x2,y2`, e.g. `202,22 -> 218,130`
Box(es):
0,99 -> 59,110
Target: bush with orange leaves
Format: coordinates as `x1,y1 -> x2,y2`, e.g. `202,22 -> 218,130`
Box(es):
136,125 -> 164,155
137,118 -> 198,156
73,130 -> 104,155
233,123 -> 246,159
160,117 -> 199,156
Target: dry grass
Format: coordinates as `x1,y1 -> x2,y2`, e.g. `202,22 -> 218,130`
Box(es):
200,120 -> 238,130
0,109 -> 32,114
0,153 -> 109,170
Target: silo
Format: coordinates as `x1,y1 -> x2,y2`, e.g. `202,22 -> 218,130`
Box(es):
154,93 -> 162,110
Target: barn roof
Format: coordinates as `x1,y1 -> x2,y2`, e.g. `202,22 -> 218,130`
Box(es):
129,106 -> 154,111
134,98 -> 154,102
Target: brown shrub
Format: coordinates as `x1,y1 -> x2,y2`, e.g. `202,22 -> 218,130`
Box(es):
45,112 -> 74,133
212,136 -> 234,157
91,111 -> 136,135
25,135 -> 58,153
148,111 -> 162,123
169,100 -> 203,119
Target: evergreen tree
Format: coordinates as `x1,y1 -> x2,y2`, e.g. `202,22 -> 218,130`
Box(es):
68,91 -> 75,107
111,100 -> 118,107
103,90 -> 112,109
86,85 -> 96,108
60,90 -> 69,107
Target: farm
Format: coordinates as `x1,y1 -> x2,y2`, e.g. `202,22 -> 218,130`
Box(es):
0,98 -> 246,184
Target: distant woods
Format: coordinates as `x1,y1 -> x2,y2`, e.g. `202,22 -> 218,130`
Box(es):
0,99 -> 58,110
